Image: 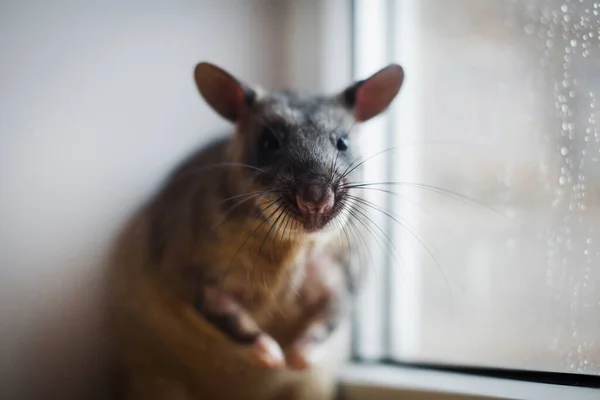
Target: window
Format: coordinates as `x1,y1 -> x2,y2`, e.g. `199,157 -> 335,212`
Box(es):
352,0 -> 600,381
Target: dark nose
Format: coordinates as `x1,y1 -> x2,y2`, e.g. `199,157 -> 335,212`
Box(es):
296,184 -> 335,216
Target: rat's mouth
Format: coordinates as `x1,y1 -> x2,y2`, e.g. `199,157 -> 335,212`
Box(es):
297,210 -> 337,233
284,190 -> 347,234
257,179 -> 349,235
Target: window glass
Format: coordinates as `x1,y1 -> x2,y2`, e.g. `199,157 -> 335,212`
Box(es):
364,0 -> 600,375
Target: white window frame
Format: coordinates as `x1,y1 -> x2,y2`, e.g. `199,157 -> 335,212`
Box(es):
339,363 -> 600,400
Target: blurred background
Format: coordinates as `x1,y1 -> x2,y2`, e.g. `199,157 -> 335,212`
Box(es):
1,0 -> 599,399
351,0 -> 600,379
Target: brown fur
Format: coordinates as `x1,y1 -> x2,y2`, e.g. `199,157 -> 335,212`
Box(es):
106,138 -> 350,400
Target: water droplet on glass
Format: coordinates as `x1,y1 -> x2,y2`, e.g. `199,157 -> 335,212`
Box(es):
561,147 -> 569,155
524,24 -> 535,34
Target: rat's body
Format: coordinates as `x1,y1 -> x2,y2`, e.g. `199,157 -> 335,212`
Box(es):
107,62 -> 404,400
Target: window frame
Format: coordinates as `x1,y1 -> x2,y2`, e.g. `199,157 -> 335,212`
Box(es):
340,0 -> 600,398
338,363 -> 600,400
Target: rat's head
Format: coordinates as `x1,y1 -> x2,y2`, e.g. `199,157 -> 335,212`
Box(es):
194,62 -> 403,235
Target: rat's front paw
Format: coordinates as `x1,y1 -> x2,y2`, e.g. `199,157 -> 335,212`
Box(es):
194,284 -> 285,369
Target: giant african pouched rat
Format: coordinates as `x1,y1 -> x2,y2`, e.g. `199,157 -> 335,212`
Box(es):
107,61 -> 404,400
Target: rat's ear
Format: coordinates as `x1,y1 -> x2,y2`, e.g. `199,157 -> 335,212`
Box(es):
194,62 -> 256,123
340,64 -> 404,122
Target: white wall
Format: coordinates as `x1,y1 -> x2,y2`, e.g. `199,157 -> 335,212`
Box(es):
0,1 -> 287,398
283,0 -> 352,93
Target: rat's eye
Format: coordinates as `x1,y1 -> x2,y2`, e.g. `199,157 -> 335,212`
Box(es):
257,130 -> 281,166
261,131 -> 280,152
336,137 -> 349,151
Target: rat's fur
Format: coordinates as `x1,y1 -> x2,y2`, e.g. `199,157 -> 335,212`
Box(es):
107,62 -> 403,400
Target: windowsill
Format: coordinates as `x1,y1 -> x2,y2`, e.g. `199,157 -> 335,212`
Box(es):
338,363 -> 600,400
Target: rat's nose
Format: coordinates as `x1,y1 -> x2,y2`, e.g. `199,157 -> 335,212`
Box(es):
296,185 -> 335,216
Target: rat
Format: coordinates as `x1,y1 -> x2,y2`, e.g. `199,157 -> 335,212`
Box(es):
107,61 -> 404,400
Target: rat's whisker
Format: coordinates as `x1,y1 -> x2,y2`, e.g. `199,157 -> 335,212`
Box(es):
330,213 -> 344,251
347,186 -> 459,243
249,202 -> 285,304
340,203 -> 381,279
347,195 -> 435,256
246,203 -> 283,303
276,207 -> 293,254
349,196 -> 448,292
351,210 -> 385,275
218,189 -> 281,205
213,192 -> 276,229
331,212 -> 353,267
345,200 -> 405,274
342,181 -> 502,215
282,217 -> 302,289
337,140 -> 485,184
156,183 -> 272,250
329,149 -> 340,183
258,204 -> 287,262
339,146 -> 398,182
219,197 -> 281,290
172,162 -> 271,185
350,215 -> 375,284
349,186 -> 432,218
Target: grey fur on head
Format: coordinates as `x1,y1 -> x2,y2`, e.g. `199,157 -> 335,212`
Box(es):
194,62 -> 404,233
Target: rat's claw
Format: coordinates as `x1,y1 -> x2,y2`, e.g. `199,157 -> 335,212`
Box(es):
284,341 -> 325,371
242,333 -> 285,369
